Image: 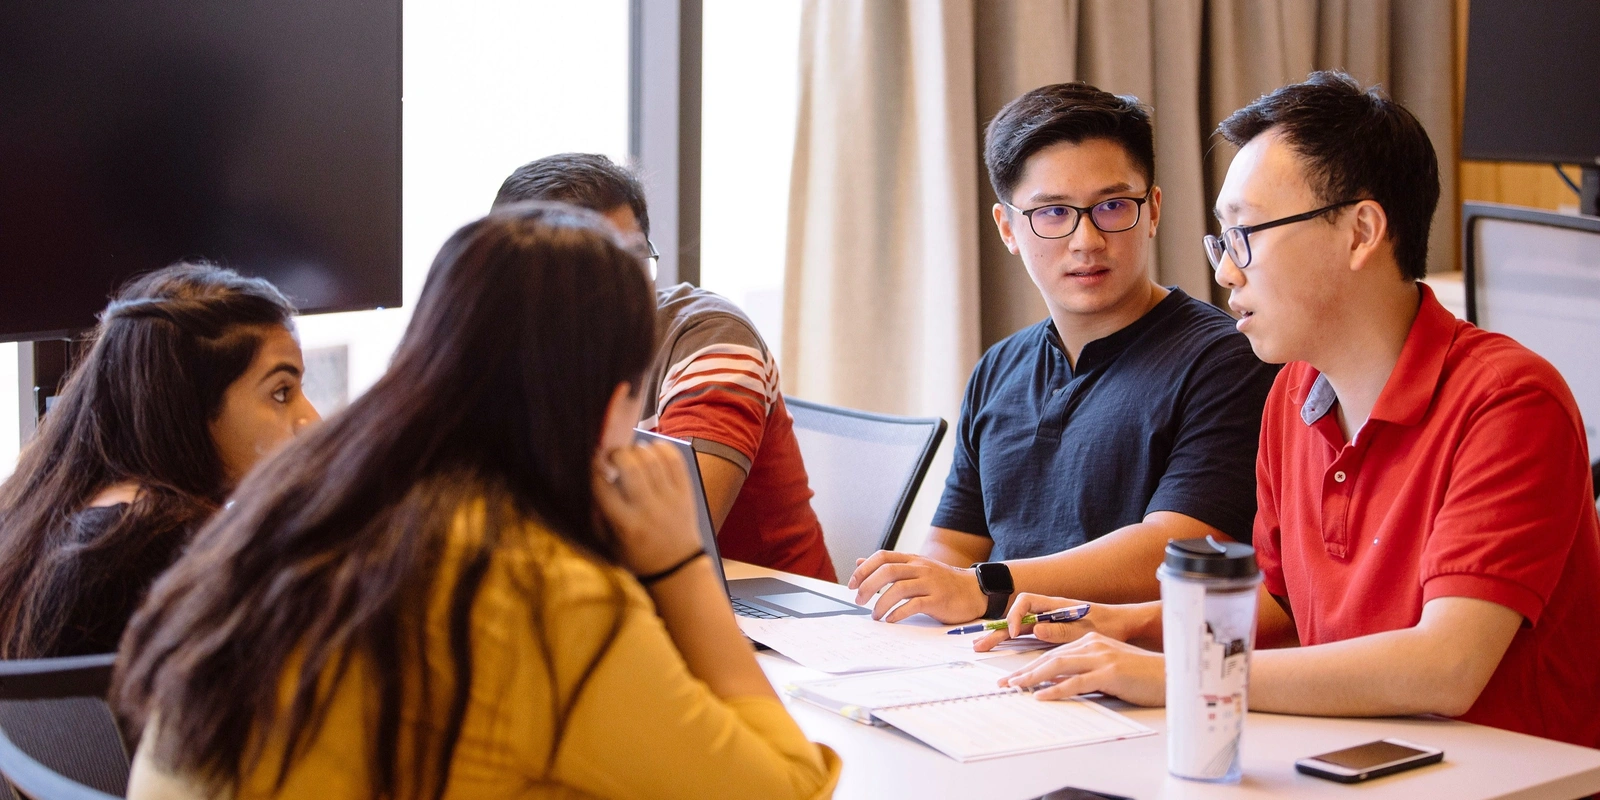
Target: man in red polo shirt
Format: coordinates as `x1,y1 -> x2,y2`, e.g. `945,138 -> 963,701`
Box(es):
977,72 -> 1600,748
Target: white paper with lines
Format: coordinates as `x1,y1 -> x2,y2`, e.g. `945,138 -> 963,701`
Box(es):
877,692 -> 1152,762
739,614 -> 993,673
787,662 -> 1153,762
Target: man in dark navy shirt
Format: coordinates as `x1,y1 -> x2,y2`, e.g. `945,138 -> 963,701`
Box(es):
849,82 -> 1277,624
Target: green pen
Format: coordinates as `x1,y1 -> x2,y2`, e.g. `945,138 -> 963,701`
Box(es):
945,603 -> 1090,635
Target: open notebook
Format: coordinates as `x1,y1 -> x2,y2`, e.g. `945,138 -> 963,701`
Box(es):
784,661 -> 1153,762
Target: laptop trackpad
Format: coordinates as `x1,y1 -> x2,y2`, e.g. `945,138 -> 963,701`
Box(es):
756,591 -> 860,616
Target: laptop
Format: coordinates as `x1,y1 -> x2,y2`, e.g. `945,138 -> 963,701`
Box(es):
635,430 -> 870,619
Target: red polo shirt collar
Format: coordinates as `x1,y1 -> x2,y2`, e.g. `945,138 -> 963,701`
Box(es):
1293,283 -> 1453,443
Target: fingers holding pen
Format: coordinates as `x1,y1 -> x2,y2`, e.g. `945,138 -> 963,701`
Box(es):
971,593 -> 1089,652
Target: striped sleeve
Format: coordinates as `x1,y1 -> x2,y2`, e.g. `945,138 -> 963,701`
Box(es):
646,329 -> 779,471
659,343 -> 779,416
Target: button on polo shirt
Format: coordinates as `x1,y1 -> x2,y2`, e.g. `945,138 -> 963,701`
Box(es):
933,288 -> 1277,560
1255,282 -> 1600,747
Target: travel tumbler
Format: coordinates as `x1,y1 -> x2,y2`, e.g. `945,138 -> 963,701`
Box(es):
1158,536 -> 1263,783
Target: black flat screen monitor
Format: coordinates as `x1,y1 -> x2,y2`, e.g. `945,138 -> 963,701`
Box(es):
1461,1 -> 1600,165
0,0 -> 402,342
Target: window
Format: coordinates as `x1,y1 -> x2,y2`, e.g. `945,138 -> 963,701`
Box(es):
294,0 -> 631,401
0,346 -> 16,479
699,0 -> 803,360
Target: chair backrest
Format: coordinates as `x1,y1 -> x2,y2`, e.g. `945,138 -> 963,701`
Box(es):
0,654 -> 126,800
1463,202 -> 1600,479
786,398 -> 947,581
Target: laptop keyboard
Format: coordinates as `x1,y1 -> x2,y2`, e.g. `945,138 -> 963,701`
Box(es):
731,598 -> 784,619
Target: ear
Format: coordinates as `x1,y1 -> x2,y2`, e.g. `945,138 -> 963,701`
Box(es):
992,203 -> 1020,255
1146,185 -> 1162,238
1347,200 -> 1390,274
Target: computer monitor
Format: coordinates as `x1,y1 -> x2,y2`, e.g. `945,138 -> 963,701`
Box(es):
1462,2 -> 1600,166
0,0 -> 402,342
1463,203 -> 1600,461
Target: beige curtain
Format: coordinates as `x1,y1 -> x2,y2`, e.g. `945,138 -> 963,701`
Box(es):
783,0 -> 1455,548
783,1 -> 983,418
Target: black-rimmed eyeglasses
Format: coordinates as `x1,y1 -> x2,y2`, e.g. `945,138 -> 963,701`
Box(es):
1005,188 -> 1153,239
1204,199 -> 1366,271
628,239 -> 660,269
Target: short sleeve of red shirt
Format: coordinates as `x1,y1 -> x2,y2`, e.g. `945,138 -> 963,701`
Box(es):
1422,379 -> 1590,624
652,314 -> 775,470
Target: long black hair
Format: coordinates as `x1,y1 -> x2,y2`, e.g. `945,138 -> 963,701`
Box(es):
0,263 -> 294,658
115,202 -> 657,799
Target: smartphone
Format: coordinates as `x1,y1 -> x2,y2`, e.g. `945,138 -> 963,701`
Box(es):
1295,738 -> 1444,783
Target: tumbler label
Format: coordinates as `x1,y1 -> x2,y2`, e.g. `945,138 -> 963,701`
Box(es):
1162,579 -> 1251,780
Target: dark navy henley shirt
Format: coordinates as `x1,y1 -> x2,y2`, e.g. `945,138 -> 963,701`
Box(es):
931,288 -> 1278,561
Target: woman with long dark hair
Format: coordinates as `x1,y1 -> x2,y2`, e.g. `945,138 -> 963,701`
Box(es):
115,203 -> 841,800
0,264 -> 320,658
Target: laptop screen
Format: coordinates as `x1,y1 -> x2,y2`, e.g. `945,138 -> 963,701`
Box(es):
632,429 -> 729,588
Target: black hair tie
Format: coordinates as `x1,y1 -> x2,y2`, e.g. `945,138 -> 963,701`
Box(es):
636,548 -> 707,587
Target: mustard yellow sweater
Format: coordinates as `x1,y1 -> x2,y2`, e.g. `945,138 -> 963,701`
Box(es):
127,503 -> 840,799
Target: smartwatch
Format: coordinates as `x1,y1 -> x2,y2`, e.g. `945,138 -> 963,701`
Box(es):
973,562 -> 1014,619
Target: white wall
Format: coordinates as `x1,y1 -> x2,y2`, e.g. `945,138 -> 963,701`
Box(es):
2,1 -> 630,476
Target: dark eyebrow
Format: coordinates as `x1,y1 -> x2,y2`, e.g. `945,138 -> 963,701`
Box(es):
1027,182 -> 1138,205
257,363 -> 302,385
1214,199 -> 1255,223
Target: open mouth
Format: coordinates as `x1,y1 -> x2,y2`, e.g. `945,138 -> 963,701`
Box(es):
1233,308 -> 1256,332
1066,267 -> 1110,278
1229,302 -> 1255,330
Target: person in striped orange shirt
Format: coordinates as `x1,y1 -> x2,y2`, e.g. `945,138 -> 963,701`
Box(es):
494,154 -> 836,581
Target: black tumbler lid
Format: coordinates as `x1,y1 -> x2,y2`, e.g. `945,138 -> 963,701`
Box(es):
1163,536 -> 1258,579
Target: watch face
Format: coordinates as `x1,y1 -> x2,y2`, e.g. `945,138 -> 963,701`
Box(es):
975,562 -> 1014,595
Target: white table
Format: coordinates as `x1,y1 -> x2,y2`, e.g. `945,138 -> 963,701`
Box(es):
726,561 -> 1600,800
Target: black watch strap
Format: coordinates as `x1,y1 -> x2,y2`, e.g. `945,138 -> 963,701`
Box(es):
983,590 -> 1009,620
973,562 -> 1014,620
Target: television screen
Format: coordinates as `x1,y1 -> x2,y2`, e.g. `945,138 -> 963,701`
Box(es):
0,0 -> 402,342
1461,1 -> 1600,165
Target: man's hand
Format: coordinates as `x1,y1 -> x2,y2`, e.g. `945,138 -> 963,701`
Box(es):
847,551 -> 988,623
1000,633 -> 1166,705
972,593 -> 1162,652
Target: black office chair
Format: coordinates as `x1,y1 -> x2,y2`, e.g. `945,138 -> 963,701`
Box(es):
1463,204 -> 1600,509
786,398 -> 947,581
0,654 -> 127,800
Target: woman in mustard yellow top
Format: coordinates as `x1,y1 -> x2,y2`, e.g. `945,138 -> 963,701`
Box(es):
113,202 -> 841,800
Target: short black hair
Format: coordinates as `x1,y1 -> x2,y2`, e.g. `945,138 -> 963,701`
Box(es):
983,83 -> 1155,204
493,152 -> 650,237
1217,71 -> 1439,281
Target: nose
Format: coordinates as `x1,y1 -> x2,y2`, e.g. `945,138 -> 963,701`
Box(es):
1214,255 -> 1245,290
1066,216 -> 1107,252
296,401 -> 323,431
